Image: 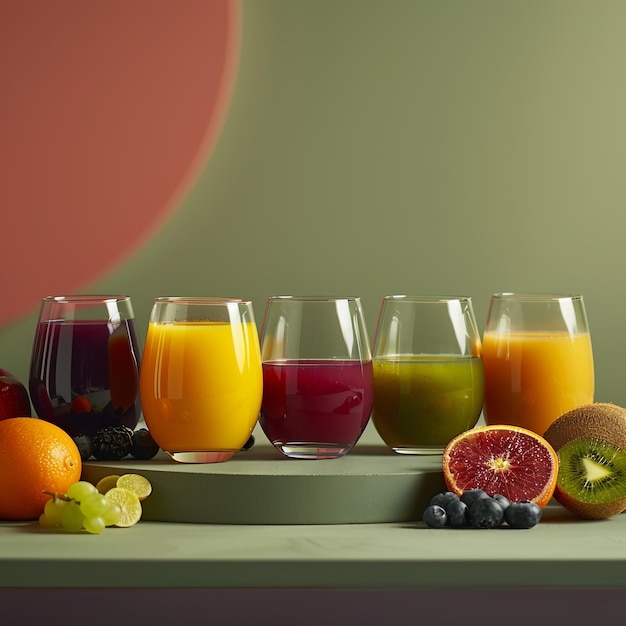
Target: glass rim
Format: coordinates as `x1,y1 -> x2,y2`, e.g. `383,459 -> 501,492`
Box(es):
42,294 -> 131,304
267,295 -> 362,303
153,296 -> 252,305
491,292 -> 584,302
382,294 -> 472,303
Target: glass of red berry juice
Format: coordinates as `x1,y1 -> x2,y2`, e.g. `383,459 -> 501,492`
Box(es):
259,295 -> 374,459
29,295 -> 142,438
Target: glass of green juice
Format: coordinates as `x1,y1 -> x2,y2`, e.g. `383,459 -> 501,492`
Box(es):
371,295 -> 485,455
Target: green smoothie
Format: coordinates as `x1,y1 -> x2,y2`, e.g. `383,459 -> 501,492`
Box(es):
372,355 -> 484,451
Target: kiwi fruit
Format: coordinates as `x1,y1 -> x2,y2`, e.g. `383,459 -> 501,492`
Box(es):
543,403 -> 626,519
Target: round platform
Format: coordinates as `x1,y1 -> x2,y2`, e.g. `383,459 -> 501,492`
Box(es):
81,436 -> 447,525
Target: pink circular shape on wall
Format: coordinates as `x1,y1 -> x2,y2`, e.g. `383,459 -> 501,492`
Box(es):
0,1 -> 240,326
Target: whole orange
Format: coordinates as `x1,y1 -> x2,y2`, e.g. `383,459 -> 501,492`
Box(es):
0,417 -> 82,520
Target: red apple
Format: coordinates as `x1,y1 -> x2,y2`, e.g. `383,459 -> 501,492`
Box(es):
0,367 -> 32,420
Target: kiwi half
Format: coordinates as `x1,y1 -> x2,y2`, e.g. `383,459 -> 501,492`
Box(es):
544,403 -> 626,519
543,403 -> 626,450
555,437 -> 626,519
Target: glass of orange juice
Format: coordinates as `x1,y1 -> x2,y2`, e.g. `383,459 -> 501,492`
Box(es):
371,295 -> 485,455
482,293 -> 594,436
139,297 -> 263,463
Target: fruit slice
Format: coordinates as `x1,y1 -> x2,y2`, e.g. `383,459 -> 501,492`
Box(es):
442,424 -> 558,508
116,473 -> 152,501
551,437 -> 626,519
543,403 -> 626,519
96,474 -> 121,495
104,487 -> 142,527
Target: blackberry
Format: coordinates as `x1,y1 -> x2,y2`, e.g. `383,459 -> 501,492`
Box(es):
73,434 -> 93,461
91,426 -> 133,461
130,428 -> 160,460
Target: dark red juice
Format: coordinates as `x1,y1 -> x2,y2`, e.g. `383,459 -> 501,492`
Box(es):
260,359 -> 373,446
29,319 -> 142,437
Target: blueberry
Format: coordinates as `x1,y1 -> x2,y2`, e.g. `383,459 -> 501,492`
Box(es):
460,488 -> 491,509
445,498 -> 469,528
241,434 -> 255,451
493,493 -> 511,511
429,491 -> 460,509
130,428 -> 160,460
468,497 -> 504,529
504,501 -> 542,529
73,434 -> 93,461
423,504 -> 448,528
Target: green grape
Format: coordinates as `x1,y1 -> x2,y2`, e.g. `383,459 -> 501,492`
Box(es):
67,480 -> 98,502
102,501 -> 122,527
79,493 -> 109,518
38,512 -> 58,529
61,500 -> 85,532
83,516 -> 106,535
43,497 -> 69,525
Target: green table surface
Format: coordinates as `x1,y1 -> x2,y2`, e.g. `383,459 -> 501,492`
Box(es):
2,425 -> 626,591
2,504 -> 626,589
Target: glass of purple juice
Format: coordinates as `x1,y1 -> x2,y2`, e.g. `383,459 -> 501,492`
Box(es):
259,295 -> 374,460
29,295 -> 142,438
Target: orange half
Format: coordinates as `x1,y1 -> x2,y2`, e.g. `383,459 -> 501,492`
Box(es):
442,424 -> 559,508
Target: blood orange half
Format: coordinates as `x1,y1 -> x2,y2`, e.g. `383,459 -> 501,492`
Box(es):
442,424 -> 558,508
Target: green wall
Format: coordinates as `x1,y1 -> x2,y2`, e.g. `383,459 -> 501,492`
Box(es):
2,1 -> 626,407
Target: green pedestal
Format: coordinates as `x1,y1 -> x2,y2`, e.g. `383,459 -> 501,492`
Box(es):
81,439 -> 447,524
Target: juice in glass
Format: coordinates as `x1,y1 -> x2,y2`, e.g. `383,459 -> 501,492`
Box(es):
29,318 -> 142,437
372,355 -> 484,451
482,330 -> 594,435
140,320 -> 262,456
260,359 -> 373,448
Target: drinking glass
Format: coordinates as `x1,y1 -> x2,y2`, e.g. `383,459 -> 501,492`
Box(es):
29,295 -> 142,438
482,293 -> 594,436
139,297 -> 262,463
371,295 -> 484,455
259,296 -> 374,460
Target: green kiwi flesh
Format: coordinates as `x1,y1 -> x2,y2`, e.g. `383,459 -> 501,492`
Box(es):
556,437 -> 626,519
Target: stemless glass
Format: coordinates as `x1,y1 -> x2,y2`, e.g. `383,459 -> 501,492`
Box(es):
29,295 -> 142,437
371,295 -> 484,455
139,297 -> 262,463
259,296 -> 374,460
482,293 -> 595,436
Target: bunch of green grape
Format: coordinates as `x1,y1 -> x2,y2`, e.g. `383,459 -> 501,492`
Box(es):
39,476 -> 148,534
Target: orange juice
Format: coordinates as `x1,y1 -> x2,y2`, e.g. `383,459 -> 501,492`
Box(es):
140,320 -> 262,453
482,330 -> 594,435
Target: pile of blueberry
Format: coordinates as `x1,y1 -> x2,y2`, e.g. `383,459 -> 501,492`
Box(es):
422,489 -> 542,529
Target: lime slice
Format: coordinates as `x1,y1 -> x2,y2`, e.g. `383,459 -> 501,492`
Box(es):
96,474 -> 121,495
104,487 -> 142,527
116,473 -> 152,501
